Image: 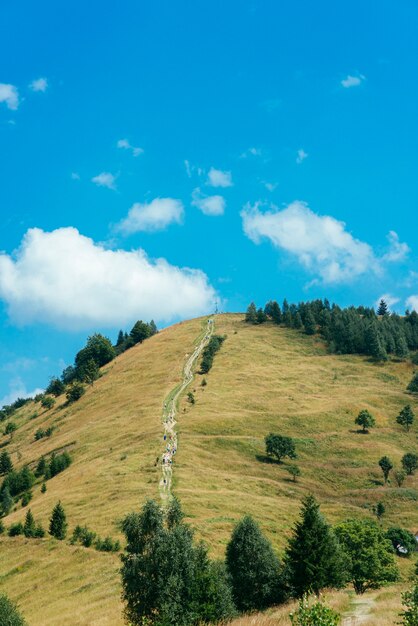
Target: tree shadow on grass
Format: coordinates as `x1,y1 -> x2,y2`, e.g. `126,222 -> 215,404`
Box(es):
349,429 -> 370,435
255,454 -> 282,465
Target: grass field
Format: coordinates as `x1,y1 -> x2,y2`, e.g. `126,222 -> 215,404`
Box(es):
0,313 -> 417,625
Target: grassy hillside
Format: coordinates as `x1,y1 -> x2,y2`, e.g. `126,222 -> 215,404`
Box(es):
0,313 -> 417,625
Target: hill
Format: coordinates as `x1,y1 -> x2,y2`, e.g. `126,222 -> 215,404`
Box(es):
0,313 -> 417,625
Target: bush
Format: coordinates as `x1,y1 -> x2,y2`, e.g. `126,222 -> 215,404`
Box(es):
45,378 -> 65,397
8,522 -> 24,536
386,527 -> 416,556
21,491 -> 33,507
1,466 -> 35,497
187,391 -> 195,404
200,335 -> 226,374
41,395 -> 56,410
0,593 -> 28,626
66,382 -> 85,403
34,427 -> 54,441
71,524 -> 96,548
399,583 -> 418,626
290,595 -> 340,626
94,535 -> 121,552
4,422 -> 17,437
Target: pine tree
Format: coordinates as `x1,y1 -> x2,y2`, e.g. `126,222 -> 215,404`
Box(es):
23,509 -> 36,538
284,495 -> 347,597
0,450 -> 13,475
116,330 -> 125,346
1,486 -> 13,515
0,593 -> 28,626
293,312 -> 303,330
396,405 -> 415,431
407,372 -> 418,393
270,301 -> 282,325
304,310 -> 316,335
49,501 -> 67,539
379,456 -> 393,483
149,320 -> 158,335
366,323 -> 387,361
394,333 -> 409,360
245,302 -> 257,324
226,515 -> 284,611
256,307 -> 267,324
377,299 -> 389,316
130,320 -> 151,344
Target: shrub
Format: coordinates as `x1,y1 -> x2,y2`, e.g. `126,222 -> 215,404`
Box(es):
34,427 -> 54,441
201,378 -> 207,386
187,391 -> 195,404
49,452 -> 72,478
66,382 -> 85,403
41,395 -> 56,410
8,522 -> 24,536
394,469 -> 407,487
95,535 -> 121,552
21,491 -> 33,507
386,527 -> 416,556
1,466 -> 35,497
0,593 -> 28,626
399,583 -> 418,626
286,465 -> 301,482
407,372 -> 418,393
71,524 -> 96,548
45,378 -> 65,397
4,422 -> 17,437
290,595 -> 340,626
200,335 -> 226,374
41,482 -> 47,494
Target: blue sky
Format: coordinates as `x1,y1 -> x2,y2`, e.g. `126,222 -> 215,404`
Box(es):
1,0 -> 418,403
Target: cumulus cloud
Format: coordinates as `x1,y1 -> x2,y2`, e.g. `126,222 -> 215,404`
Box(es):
296,149 -> 308,164
116,198 -> 184,234
375,294 -> 400,310
0,227 -> 215,329
383,230 -> 409,262
0,83 -> 19,110
191,188 -> 225,216
241,200 -> 378,284
29,77 -> 48,92
206,167 -> 233,188
341,74 -> 365,88
117,138 -> 143,157
263,181 -> 278,192
91,172 -> 117,190
0,377 -> 43,407
406,295 -> 418,312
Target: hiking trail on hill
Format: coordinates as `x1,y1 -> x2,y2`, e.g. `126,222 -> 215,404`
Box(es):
159,317 -> 214,501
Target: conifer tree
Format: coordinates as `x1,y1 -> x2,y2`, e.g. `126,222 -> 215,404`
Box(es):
23,509 -> 36,538
116,330 -> 125,346
379,456 -> 393,483
284,495 -> 347,597
49,501 -> 67,539
396,405 -> 415,431
0,450 -> 13,475
407,371 -> 418,393
293,312 -> 303,330
270,301 -> 282,325
377,299 -> 389,316
1,486 -> 13,515
256,307 -> 267,324
226,515 -> 284,611
303,310 -> 316,335
149,320 -> 158,335
245,302 -> 257,324
366,323 -> 387,361
0,594 -> 27,626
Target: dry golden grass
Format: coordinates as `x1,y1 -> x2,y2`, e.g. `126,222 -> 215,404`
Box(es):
0,313 -> 416,625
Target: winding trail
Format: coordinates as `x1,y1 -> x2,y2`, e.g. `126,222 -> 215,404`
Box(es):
159,317 -> 214,502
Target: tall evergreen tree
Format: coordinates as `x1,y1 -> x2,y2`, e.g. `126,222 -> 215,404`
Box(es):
270,301 -> 282,325
0,486 -> 13,515
366,323 -> 387,361
284,495 -> 347,597
0,594 -> 27,626
130,320 -> 151,344
377,299 -> 389,316
49,501 -> 67,540
407,371 -> 418,393
256,307 -> 267,324
226,515 -> 284,611
396,405 -> 415,431
303,310 -> 316,336
245,302 -> 257,324
23,509 -> 36,538
0,450 -> 13,475
149,320 -> 158,335
116,330 -> 125,346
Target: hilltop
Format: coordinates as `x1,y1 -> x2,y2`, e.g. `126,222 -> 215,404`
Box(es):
0,313 -> 417,625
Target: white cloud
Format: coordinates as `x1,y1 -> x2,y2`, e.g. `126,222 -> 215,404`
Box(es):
191,188 -> 225,216
383,230 -> 409,262
184,159 -> 192,178
375,294 -> 400,310
0,377 -> 43,407
341,74 -> 366,88
296,149 -> 308,164
406,295 -> 418,312
263,181 -> 278,192
117,138 -> 143,157
0,83 -> 19,110
91,172 -> 117,190
241,200 -> 378,284
240,147 -> 262,158
29,77 -> 48,92
206,167 -> 233,188
0,227 -> 215,329
116,198 -> 184,234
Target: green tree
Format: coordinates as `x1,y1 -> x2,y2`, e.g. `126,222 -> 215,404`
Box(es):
41,395 -> 55,410
0,594 -> 27,626
304,310 -> 316,335
41,482 -> 47,494
66,381 -> 85,403
49,501 -> 67,540
226,515 -> 284,611
1,486 -> 13,515
378,456 -> 393,483
245,302 -> 257,324
46,377 -> 65,397
401,453 -> 418,475
335,518 -> 399,594
0,450 -> 13,475
407,372 -> 418,393
396,405 -> 415,431
116,330 -> 125,346
366,323 -> 387,362
75,333 -> 115,371
284,495 -> 347,597
23,509 -> 36,538
78,358 -> 99,385
290,595 -> 340,626
149,320 -> 158,336
286,465 -> 301,482
394,469 -> 406,487
256,307 -> 267,324
4,422 -> 17,438
399,583 -> 418,626
270,301 -> 282,325
374,501 -> 385,522
386,527 -> 416,556
265,433 -> 297,463
130,320 -> 151,344
355,409 -> 376,433
377,299 -> 389,316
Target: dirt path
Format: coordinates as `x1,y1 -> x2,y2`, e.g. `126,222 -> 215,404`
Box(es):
342,593 -> 376,625
159,317 -> 214,502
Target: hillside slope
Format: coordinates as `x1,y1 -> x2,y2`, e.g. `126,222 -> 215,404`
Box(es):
0,313 -> 417,625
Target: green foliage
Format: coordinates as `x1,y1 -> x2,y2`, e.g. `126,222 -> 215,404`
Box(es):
75,333 -> 115,372
265,433 -> 297,462
396,405 -> 415,431
71,524 -> 96,547
94,535 -> 121,552
66,381 -> 85,403
399,583 -> 418,625
41,395 -> 56,410
284,495 -> 347,597
245,302 -> 257,324
1,466 -> 35,497
379,456 -> 393,483
49,501 -> 67,540
130,320 -> 152,344
121,498 -> 235,626
0,593 -> 28,625
402,453 -> 418,475
4,421 -> 17,437
45,377 -> 65,397
187,391 -> 195,404
355,409 -> 376,433
304,310 -> 316,335
1,486 -> 13,515
377,299 -> 389,316
200,335 -> 226,374
386,527 -> 416,556
23,509 -> 36,537
49,452 -> 72,478
0,450 -> 13,475
226,515 -> 284,611
77,358 -> 100,385
290,595 -> 340,626
34,426 -> 54,441
286,465 -> 301,481
335,518 -> 399,594
407,372 -> 418,393
201,378 -> 207,387
394,469 -> 407,487
374,501 -> 385,520
8,522 -> 24,537
21,490 -> 33,507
